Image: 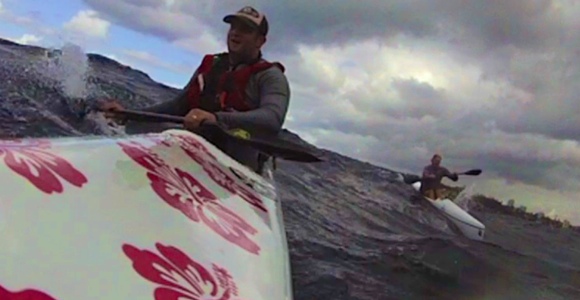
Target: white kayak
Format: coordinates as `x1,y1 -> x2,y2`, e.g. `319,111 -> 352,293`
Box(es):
399,173 -> 485,241
410,181 -> 485,241
0,129 -> 293,299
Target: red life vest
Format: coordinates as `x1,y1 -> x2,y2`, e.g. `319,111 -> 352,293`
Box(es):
186,52 -> 285,112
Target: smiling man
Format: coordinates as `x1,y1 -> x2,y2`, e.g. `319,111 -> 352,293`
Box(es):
101,6 -> 291,174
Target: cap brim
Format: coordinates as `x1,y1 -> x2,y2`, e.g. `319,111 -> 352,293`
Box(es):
223,14 -> 259,29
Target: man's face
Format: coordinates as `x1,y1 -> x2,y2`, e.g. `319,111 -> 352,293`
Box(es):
431,156 -> 441,166
227,18 -> 264,55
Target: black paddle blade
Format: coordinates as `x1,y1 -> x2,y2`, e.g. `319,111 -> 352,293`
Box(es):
462,169 -> 482,176
401,173 -> 421,185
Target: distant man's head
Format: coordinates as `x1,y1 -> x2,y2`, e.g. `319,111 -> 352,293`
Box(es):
431,154 -> 442,166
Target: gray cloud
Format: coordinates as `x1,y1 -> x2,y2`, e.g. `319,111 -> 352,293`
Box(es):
81,0 -> 200,41
385,78 -> 449,119
81,0 -> 577,55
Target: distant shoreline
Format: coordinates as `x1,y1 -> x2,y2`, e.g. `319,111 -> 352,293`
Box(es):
471,194 -> 578,231
442,184 -> 578,230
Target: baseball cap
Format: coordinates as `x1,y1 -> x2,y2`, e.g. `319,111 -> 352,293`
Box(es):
223,6 -> 269,36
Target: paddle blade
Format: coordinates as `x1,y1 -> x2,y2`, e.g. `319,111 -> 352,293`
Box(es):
402,173 -> 421,185
462,169 -> 482,176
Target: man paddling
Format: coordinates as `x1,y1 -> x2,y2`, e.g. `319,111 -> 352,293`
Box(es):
100,6 -> 290,174
419,154 -> 458,199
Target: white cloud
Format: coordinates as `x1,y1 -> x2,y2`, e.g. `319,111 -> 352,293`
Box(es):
0,0 -> 35,26
173,35 -> 223,56
85,0 -> 224,55
0,3 -> 55,49
119,49 -> 192,74
63,10 -> 110,39
102,53 -> 118,60
283,37 -> 499,134
163,82 -> 183,89
122,50 -> 158,64
13,33 -> 42,45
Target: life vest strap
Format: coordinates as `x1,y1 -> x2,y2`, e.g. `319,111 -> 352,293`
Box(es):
187,52 -> 285,113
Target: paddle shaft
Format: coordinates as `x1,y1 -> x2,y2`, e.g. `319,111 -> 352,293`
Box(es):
104,108 -> 185,123
401,169 -> 481,185
98,108 -> 323,163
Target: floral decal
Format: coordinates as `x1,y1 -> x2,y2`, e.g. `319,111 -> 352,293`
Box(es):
0,139 -> 88,194
167,134 -> 267,213
119,140 -> 260,254
123,243 -> 240,300
0,284 -> 57,300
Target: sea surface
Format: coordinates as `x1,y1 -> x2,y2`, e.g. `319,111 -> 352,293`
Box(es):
1,38 -> 579,300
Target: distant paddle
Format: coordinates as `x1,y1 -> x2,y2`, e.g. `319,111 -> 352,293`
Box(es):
96,108 -> 323,163
400,169 -> 482,185
401,173 -> 421,185
457,169 -> 482,176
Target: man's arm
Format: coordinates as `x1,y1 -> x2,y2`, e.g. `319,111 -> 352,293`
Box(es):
442,167 -> 459,181
215,67 -> 290,132
141,69 -> 199,116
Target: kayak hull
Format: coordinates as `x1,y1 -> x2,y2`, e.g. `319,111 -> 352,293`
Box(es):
411,182 -> 485,241
0,129 -> 293,299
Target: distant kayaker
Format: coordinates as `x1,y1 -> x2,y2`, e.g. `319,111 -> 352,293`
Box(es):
99,6 -> 290,174
420,154 -> 458,199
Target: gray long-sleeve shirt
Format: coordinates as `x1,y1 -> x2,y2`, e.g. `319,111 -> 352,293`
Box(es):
420,165 -> 458,192
143,62 -> 290,130
139,58 -> 291,173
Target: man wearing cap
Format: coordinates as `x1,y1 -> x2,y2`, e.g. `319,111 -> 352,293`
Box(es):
100,6 -> 290,174
419,154 -> 458,199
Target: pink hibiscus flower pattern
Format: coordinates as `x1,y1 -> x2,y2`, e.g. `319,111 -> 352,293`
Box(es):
123,243 -> 240,300
168,134 -> 267,213
0,284 -> 57,300
0,139 -> 88,194
118,140 -> 260,255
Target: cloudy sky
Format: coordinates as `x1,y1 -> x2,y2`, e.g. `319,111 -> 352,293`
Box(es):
2,0 -> 580,224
